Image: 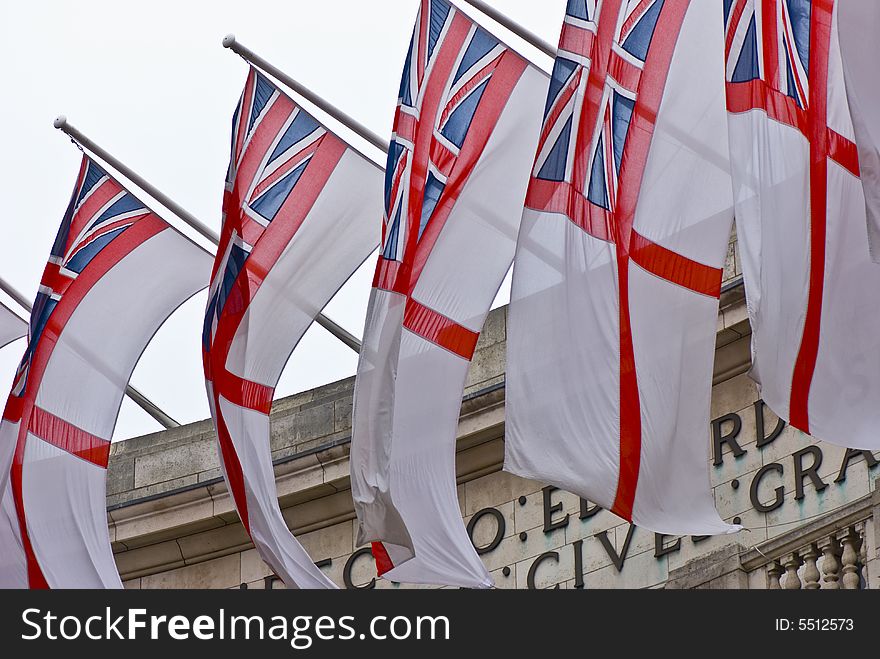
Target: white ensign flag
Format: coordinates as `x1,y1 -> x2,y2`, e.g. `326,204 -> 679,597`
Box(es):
202,68 -> 381,589
505,0 -> 739,535
0,156 -> 211,588
350,0 -> 546,588
726,0 -> 880,450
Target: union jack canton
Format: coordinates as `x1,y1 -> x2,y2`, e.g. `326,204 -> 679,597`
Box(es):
375,0 -> 528,310
12,158 -> 155,398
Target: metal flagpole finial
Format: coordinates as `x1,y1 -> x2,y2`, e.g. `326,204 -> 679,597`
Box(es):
54,115 -> 83,151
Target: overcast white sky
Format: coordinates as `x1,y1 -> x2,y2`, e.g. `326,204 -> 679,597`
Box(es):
0,0 -> 565,441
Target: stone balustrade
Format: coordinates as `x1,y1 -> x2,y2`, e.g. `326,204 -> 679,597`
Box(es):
738,492 -> 876,590
764,522 -> 867,589
665,488 -> 879,590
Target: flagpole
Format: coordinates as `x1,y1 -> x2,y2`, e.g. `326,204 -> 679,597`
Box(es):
123,385 -> 181,429
221,35 -> 390,159
458,0 -> 558,60
53,116 -> 363,353
0,273 -> 181,429
0,275 -> 33,315
54,116 -> 220,245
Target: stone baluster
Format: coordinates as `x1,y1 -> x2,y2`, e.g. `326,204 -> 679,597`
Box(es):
817,536 -> 840,589
856,521 -> 869,589
839,527 -> 862,590
767,561 -> 783,589
801,544 -> 821,590
782,552 -> 803,590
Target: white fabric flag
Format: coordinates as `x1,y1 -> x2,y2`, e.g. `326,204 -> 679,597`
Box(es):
0,302 -> 26,351
726,0 -> 880,449
203,67 -> 381,589
505,0 -> 739,535
350,0 -> 546,588
837,1 -> 880,260
0,156 -> 212,588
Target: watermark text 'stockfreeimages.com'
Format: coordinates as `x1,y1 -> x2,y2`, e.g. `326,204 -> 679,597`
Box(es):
21,607 -> 450,649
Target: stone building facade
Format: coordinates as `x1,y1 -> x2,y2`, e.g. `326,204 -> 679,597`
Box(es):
109,234 -> 879,589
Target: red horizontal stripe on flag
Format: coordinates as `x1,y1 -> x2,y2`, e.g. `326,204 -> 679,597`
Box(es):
215,367 -> 274,415
629,230 -> 723,298
28,406 -> 110,468
402,298 -> 479,360
827,128 -> 860,177
726,80 -> 809,136
726,82 -> 860,179
525,178 -> 613,242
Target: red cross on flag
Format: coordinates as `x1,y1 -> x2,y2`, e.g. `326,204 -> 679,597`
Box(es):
505,0 -> 739,536
726,0 -> 880,450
